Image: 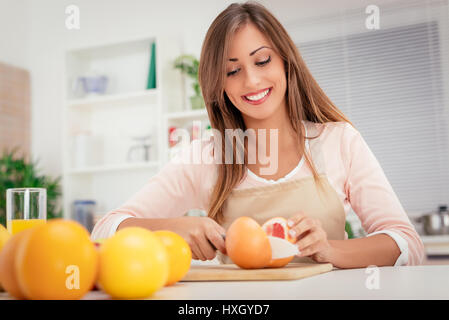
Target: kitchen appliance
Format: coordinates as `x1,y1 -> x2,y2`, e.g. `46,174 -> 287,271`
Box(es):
182,262 -> 333,281
415,205 -> 449,235
127,134 -> 152,162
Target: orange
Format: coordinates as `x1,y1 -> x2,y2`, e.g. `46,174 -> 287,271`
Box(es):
154,230 -> 192,286
0,224 -> 9,292
97,227 -> 169,299
0,229 -> 33,299
262,217 -> 296,268
0,224 -> 11,252
15,219 -> 98,300
225,217 -> 271,269
262,217 -> 295,243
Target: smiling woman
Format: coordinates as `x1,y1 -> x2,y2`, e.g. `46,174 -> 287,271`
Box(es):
198,2 -> 352,223
92,1 -> 424,268
224,26 -> 285,119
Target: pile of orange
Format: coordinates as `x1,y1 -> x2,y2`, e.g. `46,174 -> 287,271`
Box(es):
97,228 -> 192,299
0,220 -> 192,300
0,219 -> 98,300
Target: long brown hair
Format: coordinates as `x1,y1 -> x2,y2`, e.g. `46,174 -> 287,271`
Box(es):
198,1 -> 353,223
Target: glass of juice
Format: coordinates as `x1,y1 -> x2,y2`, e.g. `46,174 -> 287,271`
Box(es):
6,188 -> 47,235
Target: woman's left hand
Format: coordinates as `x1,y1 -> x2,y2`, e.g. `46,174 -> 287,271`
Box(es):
287,211 -> 334,263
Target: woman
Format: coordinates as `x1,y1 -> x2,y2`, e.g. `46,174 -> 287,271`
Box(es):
92,2 -> 424,268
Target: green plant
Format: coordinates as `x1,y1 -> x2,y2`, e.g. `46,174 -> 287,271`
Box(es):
345,221 -> 355,239
173,54 -> 201,97
0,149 -> 62,227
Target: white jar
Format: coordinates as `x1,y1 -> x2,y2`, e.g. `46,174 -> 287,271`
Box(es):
73,133 -> 102,168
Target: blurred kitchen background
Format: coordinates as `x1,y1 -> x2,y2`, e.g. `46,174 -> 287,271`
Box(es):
0,0 -> 448,264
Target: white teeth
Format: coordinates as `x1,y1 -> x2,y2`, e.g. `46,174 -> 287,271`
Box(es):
245,88 -> 270,101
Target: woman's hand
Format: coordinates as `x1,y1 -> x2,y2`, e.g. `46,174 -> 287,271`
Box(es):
287,211 -> 334,263
167,216 -> 226,261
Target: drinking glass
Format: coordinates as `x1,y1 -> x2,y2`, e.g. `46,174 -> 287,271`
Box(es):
6,188 -> 47,235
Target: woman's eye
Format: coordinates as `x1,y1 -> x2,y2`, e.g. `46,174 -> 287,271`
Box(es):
227,69 -> 240,77
256,56 -> 271,66
226,56 -> 271,77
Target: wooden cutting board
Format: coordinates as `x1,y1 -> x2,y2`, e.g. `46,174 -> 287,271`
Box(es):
181,262 -> 334,281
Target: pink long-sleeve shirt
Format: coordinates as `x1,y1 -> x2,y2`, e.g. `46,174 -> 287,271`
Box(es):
91,121 -> 425,266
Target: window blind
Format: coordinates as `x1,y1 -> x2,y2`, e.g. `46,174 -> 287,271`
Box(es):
289,0 -> 449,220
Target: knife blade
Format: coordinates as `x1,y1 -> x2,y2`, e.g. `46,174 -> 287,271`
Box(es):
208,234 -> 226,253
267,236 -> 301,259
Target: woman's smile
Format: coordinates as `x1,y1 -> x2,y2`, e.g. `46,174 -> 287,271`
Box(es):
242,87 -> 272,105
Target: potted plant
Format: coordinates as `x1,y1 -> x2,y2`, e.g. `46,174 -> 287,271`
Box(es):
173,54 -> 205,110
0,149 -> 63,227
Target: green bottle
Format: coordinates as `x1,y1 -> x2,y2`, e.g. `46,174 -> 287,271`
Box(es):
147,42 -> 156,89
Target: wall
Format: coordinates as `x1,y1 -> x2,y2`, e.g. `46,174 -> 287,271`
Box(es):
0,0 -> 30,70
0,62 -> 31,159
1,0 -> 413,178
26,0 -> 239,177
0,0 -> 31,159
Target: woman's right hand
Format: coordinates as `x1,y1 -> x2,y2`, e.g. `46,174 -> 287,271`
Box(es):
166,216 -> 227,261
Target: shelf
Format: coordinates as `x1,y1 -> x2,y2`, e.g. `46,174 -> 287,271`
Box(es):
67,89 -> 159,109
421,234 -> 449,244
165,109 -> 208,121
67,161 -> 159,175
62,36 -> 184,220
425,246 -> 449,256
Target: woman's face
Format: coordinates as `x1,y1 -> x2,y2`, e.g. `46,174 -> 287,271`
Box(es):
224,23 -> 287,123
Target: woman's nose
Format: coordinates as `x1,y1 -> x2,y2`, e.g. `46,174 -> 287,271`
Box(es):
243,68 -> 261,88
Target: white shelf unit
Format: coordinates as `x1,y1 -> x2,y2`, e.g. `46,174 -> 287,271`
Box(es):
67,89 -> 160,109
162,108 -> 210,164
162,107 -> 210,218
165,108 -> 208,121
62,36 -> 185,220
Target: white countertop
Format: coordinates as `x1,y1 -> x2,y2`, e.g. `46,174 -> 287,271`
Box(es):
151,265 -> 449,300
2,264 -> 448,300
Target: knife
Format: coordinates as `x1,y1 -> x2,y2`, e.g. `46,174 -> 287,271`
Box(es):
267,236 -> 301,259
209,234 -> 301,259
